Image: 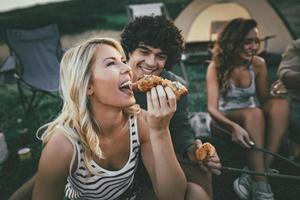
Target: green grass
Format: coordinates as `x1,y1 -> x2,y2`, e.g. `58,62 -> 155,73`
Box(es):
0,84 -> 61,199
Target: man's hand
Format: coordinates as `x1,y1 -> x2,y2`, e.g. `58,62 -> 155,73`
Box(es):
186,139 -> 222,175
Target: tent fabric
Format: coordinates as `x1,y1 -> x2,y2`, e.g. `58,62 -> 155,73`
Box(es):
126,3 -> 168,22
175,0 -> 294,54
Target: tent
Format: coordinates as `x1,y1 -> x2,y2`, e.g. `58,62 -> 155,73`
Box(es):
174,0 -> 294,55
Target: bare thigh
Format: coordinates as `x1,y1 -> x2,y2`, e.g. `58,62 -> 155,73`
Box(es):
223,107 -> 265,141
223,107 -> 263,126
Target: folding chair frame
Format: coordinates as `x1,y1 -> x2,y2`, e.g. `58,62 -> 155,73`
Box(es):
5,24 -> 62,112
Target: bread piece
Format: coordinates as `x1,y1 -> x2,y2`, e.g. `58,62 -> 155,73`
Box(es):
133,75 -> 163,92
195,142 -> 216,161
164,80 -> 188,100
132,75 -> 188,100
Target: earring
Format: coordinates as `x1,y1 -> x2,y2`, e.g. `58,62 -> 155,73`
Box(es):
87,87 -> 93,95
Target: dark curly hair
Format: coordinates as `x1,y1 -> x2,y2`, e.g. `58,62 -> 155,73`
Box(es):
212,18 -> 259,94
120,15 -> 184,70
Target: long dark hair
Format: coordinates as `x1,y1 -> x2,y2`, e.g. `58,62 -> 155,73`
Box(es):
212,18 -> 258,94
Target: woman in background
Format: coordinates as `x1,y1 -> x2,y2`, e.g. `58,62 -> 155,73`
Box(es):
207,18 -> 289,200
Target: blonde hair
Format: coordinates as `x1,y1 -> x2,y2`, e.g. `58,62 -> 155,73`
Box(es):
38,37 -> 139,173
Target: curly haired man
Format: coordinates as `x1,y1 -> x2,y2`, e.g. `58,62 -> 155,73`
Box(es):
121,15 -> 221,199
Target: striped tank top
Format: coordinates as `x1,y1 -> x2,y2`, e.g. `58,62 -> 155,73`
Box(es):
219,65 -> 260,111
65,114 -> 140,200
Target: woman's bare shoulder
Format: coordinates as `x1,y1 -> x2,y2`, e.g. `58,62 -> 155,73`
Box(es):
39,131 -> 74,172
252,56 -> 267,73
45,131 -> 74,156
252,56 -> 266,68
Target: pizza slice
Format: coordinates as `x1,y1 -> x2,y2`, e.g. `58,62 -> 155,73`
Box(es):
132,75 -> 188,100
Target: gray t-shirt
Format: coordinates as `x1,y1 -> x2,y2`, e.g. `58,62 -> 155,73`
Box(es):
278,39 -> 300,102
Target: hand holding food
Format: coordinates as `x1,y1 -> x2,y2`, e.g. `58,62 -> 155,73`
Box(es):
132,75 -> 188,100
195,142 -> 216,161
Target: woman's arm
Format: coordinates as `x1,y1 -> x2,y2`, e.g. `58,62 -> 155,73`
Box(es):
252,56 -> 270,104
138,85 -> 187,200
206,62 -> 251,148
32,132 -> 73,200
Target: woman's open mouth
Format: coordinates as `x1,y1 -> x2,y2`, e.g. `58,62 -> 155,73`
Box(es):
119,80 -> 133,94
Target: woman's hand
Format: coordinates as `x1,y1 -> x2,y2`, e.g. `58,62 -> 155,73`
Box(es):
187,139 -> 222,175
146,85 -> 177,131
231,124 -> 253,148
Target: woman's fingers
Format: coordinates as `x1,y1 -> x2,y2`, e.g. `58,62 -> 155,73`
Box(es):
146,91 -> 153,111
164,86 -> 176,109
150,86 -> 160,110
242,133 -> 251,148
232,128 -> 251,149
239,139 -> 251,149
147,85 -> 176,111
146,86 -> 177,129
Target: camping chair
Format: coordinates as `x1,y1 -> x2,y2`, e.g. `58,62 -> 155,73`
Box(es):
5,24 -> 62,111
0,55 -> 16,84
125,2 -> 189,84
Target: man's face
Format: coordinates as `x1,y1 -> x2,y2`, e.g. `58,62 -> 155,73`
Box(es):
128,43 -> 168,82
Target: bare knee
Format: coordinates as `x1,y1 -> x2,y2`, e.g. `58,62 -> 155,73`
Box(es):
241,108 -> 265,145
243,108 -> 265,131
185,182 -> 211,200
265,98 -> 289,118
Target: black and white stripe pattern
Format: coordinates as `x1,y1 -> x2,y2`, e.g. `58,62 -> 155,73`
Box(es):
65,114 -> 140,200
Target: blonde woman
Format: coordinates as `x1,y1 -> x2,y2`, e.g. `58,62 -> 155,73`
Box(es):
31,38 -> 189,200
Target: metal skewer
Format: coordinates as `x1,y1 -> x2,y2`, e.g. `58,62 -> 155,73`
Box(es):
250,144 -> 300,169
221,166 -> 300,181
179,159 -> 300,181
